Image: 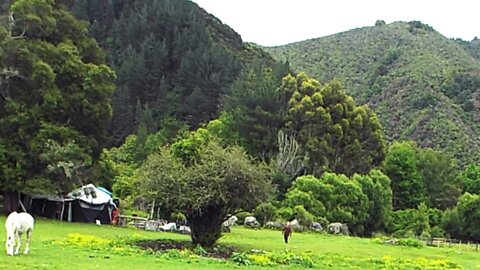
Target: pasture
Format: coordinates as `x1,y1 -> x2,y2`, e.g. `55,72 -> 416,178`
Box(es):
0,216 -> 479,269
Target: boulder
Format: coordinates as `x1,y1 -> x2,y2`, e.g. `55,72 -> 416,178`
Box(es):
310,222 -> 323,232
327,222 -> 349,235
244,216 -> 260,229
265,221 -> 284,230
289,219 -> 305,232
145,220 -> 160,231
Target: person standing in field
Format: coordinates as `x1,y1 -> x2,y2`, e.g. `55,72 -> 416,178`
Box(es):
282,223 -> 292,243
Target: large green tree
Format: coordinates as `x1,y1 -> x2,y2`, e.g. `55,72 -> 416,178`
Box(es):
222,68 -> 288,160
417,148 -> 460,209
384,141 -> 425,210
459,164 -> 480,195
456,193 -> 480,242
285,173 -> 370,235
0,0 -> 115,200
139,130 -> 271,247
283,72 -> 386,177
353,169 -> 392,235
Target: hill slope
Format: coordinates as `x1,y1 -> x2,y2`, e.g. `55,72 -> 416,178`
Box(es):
68,0 -> 280,145
266,21 -> 480,165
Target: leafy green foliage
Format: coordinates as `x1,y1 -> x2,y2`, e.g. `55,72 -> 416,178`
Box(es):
286,173 -> 370,235
458,164 -> 480,194
353,169 -> 392,235
454,37 -> 480,61
69,0 -> 277,145
389,209 -> 416,236
234,211 -> 252,225
266,21 -> 480,166
411,203 -> 431,237
384,141 -> 425,210
441,207 -> 464,240
396,238 -> 425,248
222,68 -> 288,159
139,132 -> 272,247
417,148 -> 460,209
384,141 -> 461,211
253,202 -> 277,226
0,0 -> 115,193
456,193 -> 480,242
293,205 -> 315,227
282,73 -> 386,176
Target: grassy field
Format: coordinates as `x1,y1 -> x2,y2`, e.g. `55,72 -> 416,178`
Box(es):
0,216 -> 479,269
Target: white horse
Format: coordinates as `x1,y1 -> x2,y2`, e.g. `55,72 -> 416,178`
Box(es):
5,211 -> 34,256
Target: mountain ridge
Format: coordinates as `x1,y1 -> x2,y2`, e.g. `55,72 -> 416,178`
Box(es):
265,21 -> 480,165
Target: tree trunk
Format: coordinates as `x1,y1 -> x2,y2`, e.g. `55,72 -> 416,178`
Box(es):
188,205 -> 226,247
3,191 -> 19,215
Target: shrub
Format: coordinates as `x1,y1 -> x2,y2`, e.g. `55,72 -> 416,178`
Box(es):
293,205 -> 315,226
392,229 -> 415,239
192,245 -> 208,256
232,250 -> 314,268
276,207 -> 295,221
171,211 -> 187,225
430,226 -> 446,238
232,252 -> 251,266
254,202 -> 277,226
396,238 -> 424,248
427,208 -> 444,228
441,207 -> 464,239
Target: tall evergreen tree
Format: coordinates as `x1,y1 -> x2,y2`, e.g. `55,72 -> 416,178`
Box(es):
283,72 -> 386,176
222,68 -> 287,159
384,141 -> 425,210
417,148 -> 460,209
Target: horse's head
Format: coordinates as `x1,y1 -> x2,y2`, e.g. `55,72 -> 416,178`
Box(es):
5,231 -> 14,256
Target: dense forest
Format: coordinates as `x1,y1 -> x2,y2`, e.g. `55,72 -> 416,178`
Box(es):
69,0 -> 286,145
1,0 -> 480,247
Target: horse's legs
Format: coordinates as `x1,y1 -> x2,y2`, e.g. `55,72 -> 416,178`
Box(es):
14,233 -> 21,255
24,230 -> 32,254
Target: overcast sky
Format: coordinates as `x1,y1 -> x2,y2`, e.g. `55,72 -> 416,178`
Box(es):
191,0 -> 480,47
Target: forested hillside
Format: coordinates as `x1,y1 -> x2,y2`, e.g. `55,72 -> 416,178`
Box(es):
68,0 -> 283,145
266,21 -> 480,165
455,37 -> 480,61
4,0 -> 480,247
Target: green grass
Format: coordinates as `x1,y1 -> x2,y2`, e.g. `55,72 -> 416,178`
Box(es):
1,216 -> 479,269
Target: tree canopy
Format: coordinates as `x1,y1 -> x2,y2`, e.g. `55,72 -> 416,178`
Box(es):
139,130 -> 272,247
0,0 -> 115,193
384,141 -> 424,210
283,72 -> 386,176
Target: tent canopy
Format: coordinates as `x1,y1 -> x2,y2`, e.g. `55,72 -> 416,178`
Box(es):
68,184 -> 116,206
26,184 -> 115,224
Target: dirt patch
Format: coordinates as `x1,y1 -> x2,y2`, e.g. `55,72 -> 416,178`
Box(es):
135,240 -> 235,259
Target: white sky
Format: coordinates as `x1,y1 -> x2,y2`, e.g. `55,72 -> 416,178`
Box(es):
191,0 -> 480,46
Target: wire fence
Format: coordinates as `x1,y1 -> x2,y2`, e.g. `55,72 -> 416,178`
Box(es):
422,237 -> 479,253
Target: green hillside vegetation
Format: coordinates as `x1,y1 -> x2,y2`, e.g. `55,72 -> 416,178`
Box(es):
68,0 -> 284,145
266,21 -> 480,165
455,37 -> 480,61
3,1 -> 480,265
